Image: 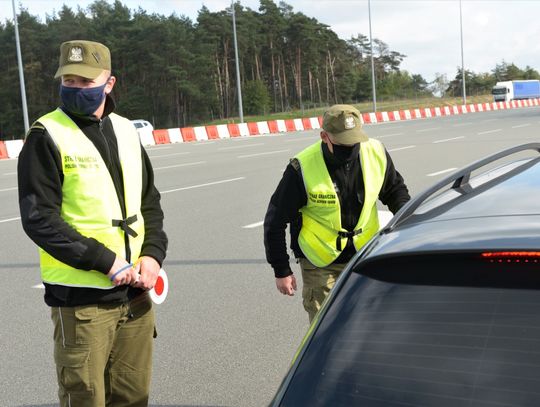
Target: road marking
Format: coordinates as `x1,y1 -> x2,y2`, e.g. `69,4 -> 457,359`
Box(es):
3,172 -> 16,176
243,221 -> 264,229
146,146 -> 172,151
433,136 -> 464,143
154,161 -> 206,170
427,168 -> 457,177
192,141 -> 216,145
286,136 -> 316,142
238,149 -> 290,159
388,145 -> 415,152
377,133 -> 403,138
416,127 -> 441,133
219,143 -> 265,150
511,123 -> 531,129
452,122 -> 473,127
33,284 -> 45,289
0,187 -> 17,192
160,177 -> 245,194
0,216 -> 20,223
477,129 -> 502,135
148,152 -> 190,158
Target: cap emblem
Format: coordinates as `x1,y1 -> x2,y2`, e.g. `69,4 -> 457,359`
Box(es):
344,116 -> 356,129
68,47 -> 83,62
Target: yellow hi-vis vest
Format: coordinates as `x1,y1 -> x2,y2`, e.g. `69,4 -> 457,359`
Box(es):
296,139 -> 387,267
37,108 -> 145,289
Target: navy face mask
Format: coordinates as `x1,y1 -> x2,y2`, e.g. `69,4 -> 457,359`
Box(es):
330,141 -> 360,162
60,82 -> 108,116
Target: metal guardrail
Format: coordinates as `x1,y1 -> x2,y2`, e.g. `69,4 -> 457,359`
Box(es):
383,143 -> 540,233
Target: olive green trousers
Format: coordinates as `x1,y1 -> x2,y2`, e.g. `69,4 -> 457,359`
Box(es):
299,258 -> 347,323
50,293 -> 155,407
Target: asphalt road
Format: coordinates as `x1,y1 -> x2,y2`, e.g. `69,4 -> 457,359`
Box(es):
1,106 -> 540,407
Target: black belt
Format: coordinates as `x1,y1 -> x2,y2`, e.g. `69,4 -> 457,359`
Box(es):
336,228 -> 362,251
112,214 -> 138,238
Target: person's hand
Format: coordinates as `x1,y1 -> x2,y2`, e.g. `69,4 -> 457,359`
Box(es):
132,256 -> 160,290
107,256 -> 137,286
276,275 -> 297,296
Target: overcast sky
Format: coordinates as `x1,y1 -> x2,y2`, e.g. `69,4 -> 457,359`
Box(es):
2,0 -> 540,83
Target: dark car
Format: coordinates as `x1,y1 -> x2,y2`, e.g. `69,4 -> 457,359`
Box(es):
271,143 -> 540,407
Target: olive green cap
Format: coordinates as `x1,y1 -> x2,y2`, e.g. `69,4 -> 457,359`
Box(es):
54,40 -> 111,79
322,104 -> 368,144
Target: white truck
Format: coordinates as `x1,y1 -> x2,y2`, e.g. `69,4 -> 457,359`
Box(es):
491,80 -> 540,102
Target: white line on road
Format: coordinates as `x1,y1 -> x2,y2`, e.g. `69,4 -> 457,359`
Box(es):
433,136 -> 465,144
0,216 -> 20,223
427,168 -> 457,177
219,143 -> 265,150
452,122 -> 473,127
33,284 -> 45,289
238,149 -> 290,159
243,221 -> 264,229
148,152 -> 190,158
146,146 -> 172,151
388,145 -> 415,152
154,161 -> 206,170
377,133 -> 404,138
285,136 -> 316,142
160,177 -> 245,194
0,187 -> 17,192
477,129 -> 502,135
191,141 -> 216,146
3,172 -> 16,176
416,127 -> 441,133
511,123 -> 531,129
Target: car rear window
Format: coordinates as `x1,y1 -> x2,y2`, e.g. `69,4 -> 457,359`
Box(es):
280,272 -> 540,407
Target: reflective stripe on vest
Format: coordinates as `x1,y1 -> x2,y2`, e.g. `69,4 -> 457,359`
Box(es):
297,139 -> 387,267
37,109 -> 145,289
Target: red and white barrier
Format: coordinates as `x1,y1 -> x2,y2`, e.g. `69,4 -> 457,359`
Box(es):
5,140 -> 24,159
3,97 -> 540,159
194,126 -> 208,141
140,131 -> 156,146
0,141 -> 8,159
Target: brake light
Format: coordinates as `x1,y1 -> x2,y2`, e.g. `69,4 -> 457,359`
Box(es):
481,252 -> 540,263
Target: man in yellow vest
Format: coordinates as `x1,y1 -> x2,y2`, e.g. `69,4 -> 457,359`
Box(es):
17,40 -> 167,406
264,104 -> 410,322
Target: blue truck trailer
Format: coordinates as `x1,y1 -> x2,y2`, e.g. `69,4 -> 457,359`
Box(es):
492,80 -> 540,102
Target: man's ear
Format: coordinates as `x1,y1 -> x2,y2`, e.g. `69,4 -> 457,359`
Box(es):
105,76 -> 116,94
320,131 -> 329,143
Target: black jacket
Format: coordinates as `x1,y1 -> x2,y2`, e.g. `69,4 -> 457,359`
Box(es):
264,141 -> 410,278
18,96 -> 168,306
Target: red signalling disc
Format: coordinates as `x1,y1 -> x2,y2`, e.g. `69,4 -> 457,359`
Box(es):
149,268 -> 168,304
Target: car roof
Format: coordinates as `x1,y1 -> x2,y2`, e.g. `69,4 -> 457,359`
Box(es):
368,144 -> 540,257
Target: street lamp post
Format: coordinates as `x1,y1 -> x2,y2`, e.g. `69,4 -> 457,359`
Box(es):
459,0 -> 467,105
12,0 -> 29,135
231,1 -> 244,123
368,0 -> 377,112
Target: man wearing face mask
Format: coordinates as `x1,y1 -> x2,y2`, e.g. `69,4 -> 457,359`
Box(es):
17,40 -> 167,406
264,104 -> 410,323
